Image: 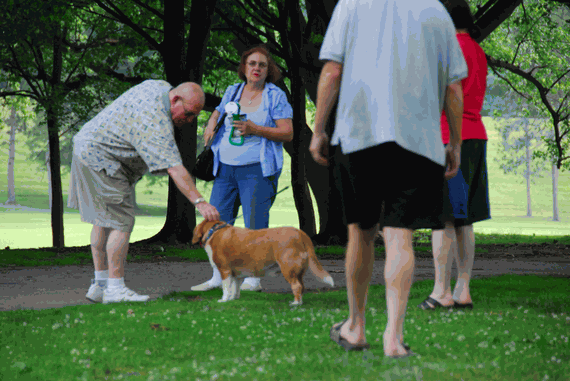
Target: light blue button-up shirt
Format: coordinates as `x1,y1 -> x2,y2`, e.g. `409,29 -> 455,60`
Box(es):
211,82 -> 293,177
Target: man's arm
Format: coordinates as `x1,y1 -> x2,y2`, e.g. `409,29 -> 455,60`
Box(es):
309,60 -> 343,166
443,81 -> 464,180
167,165 -> 220,221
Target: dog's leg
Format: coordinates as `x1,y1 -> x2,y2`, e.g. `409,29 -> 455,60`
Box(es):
219,275 -> 232,303
282,270 -> 305,306
235,278 -> 244,300
228,276 -> 240,300
289,278 -> 304,306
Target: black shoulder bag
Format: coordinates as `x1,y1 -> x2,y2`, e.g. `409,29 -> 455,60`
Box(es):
191,84 -> 243,181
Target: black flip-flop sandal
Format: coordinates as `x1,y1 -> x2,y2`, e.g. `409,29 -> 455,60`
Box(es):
418,296 -> 454,310
453,302 -> 474,309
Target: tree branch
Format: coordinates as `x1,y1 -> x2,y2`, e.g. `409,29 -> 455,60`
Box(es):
130,0 -> 164,20
548,68 -> 570,93
475,0 -> 524,42
487,56 -> 531,100
93,0 -> 161,52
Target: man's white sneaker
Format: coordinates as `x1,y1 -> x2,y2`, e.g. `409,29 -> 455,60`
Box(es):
103,286 -> 149,304
191,280 -> 221,291
86,279 -> 105,303
240,282 -> 262,292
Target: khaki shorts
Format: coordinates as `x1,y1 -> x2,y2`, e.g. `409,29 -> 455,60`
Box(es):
68,155 -> 135,232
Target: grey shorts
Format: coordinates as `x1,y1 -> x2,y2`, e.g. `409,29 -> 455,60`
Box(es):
68,155 -> 136,232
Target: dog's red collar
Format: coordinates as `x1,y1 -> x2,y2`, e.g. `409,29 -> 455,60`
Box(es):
200,222 -> 229,248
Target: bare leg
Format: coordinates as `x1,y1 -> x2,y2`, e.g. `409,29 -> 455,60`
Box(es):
106,230 -> 131,279
453,224 -> 475,304
383,227 -> 414,357
336,223 -> 377,346
91,226 -> 111,271
428,223 -> 456,306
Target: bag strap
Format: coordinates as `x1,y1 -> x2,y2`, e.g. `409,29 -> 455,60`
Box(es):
209,83 -> 244,142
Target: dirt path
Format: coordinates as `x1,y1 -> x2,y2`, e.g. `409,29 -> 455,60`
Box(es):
1,254 -> 568,311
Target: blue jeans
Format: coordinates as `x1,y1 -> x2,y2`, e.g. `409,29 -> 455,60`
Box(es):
210,163 -> 280,229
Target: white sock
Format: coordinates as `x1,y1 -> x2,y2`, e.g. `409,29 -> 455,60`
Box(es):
95,270 -> 109,280
95,270 -> 108,287
244,277 -> 260,287
107,277 -> 125,289
211,266 -> 222,285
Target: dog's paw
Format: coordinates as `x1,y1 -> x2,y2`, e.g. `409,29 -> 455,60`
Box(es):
289,300 -> 303,306
218,299 -> 229,303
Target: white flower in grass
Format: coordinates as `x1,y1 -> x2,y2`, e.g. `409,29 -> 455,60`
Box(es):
102,348 -> 107,352
110,309 -> 116,315
457,335 -> 466,342
145,350 -> 152,355
478,341 -> 488,348
23,322 -> 27,326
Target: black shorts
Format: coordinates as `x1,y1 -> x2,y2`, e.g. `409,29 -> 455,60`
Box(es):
332,142 -> 447,231
436,139 -> 491,229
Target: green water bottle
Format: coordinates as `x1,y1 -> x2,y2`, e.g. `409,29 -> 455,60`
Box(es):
225,101 -> 244,146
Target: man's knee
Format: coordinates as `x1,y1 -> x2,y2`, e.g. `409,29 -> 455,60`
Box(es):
348,223 -> 379,242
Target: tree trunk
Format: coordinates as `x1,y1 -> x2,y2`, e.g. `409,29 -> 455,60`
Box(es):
286,1 -> 316,237
5,105 -> 17,205
552,163 -> 559,221
47,26 -> 65,248
140,0 -> 217,245
525,151 -> 531,217
46,149 -> 52,208
525,128 -> 531,217
47,107 -> 64,247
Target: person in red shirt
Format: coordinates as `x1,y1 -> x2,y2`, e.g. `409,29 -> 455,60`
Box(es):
418,0 -> 491,311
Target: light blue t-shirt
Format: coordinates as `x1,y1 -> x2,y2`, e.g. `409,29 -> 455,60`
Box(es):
218,96 -> 265,166
211,82 -> 293,177
319,0 -> 468,166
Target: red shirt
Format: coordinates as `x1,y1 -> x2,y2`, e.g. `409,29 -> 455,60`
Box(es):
441,33 -> 488,144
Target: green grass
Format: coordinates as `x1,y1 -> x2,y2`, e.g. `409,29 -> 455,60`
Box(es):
0,116 -> 569,250
0,275 -> 568,380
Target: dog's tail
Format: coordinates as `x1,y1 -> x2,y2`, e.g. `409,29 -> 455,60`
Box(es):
302,231 -> 334,287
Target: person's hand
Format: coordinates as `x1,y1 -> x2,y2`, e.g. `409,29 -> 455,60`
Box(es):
232,119 -> 256,137
444,142 -> 461,180
203,126 -> 215,147
196,202 -> 220,221
309,132 -> 330,166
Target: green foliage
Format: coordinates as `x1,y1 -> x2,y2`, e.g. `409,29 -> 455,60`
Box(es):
481,0 -> 570,171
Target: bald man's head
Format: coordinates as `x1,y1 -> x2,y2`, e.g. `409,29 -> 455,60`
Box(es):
169,82 -> 205,127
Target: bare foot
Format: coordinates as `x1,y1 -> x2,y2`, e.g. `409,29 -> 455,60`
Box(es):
334,319 -> 367,346
383,331 -> 408,357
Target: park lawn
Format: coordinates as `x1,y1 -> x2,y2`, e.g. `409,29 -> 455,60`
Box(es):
0,274 -> 568,381
1,116 -> 570,251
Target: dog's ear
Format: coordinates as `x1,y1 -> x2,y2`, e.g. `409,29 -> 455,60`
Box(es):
191,223 -> 202,244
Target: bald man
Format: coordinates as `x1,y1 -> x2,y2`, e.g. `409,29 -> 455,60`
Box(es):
68,80 -> 219,304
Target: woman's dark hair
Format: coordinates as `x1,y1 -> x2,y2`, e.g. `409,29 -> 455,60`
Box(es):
237,45 -> 282,83
440,0 -> 481,40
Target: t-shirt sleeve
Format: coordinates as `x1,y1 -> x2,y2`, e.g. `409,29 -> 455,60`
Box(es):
270,89 -> 293,121
319,0 -> 350,63
132,108 -> 183,174
447,29 -> 468,84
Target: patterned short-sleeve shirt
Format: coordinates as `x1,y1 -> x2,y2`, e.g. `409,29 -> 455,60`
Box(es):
73,80 -> 183,182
